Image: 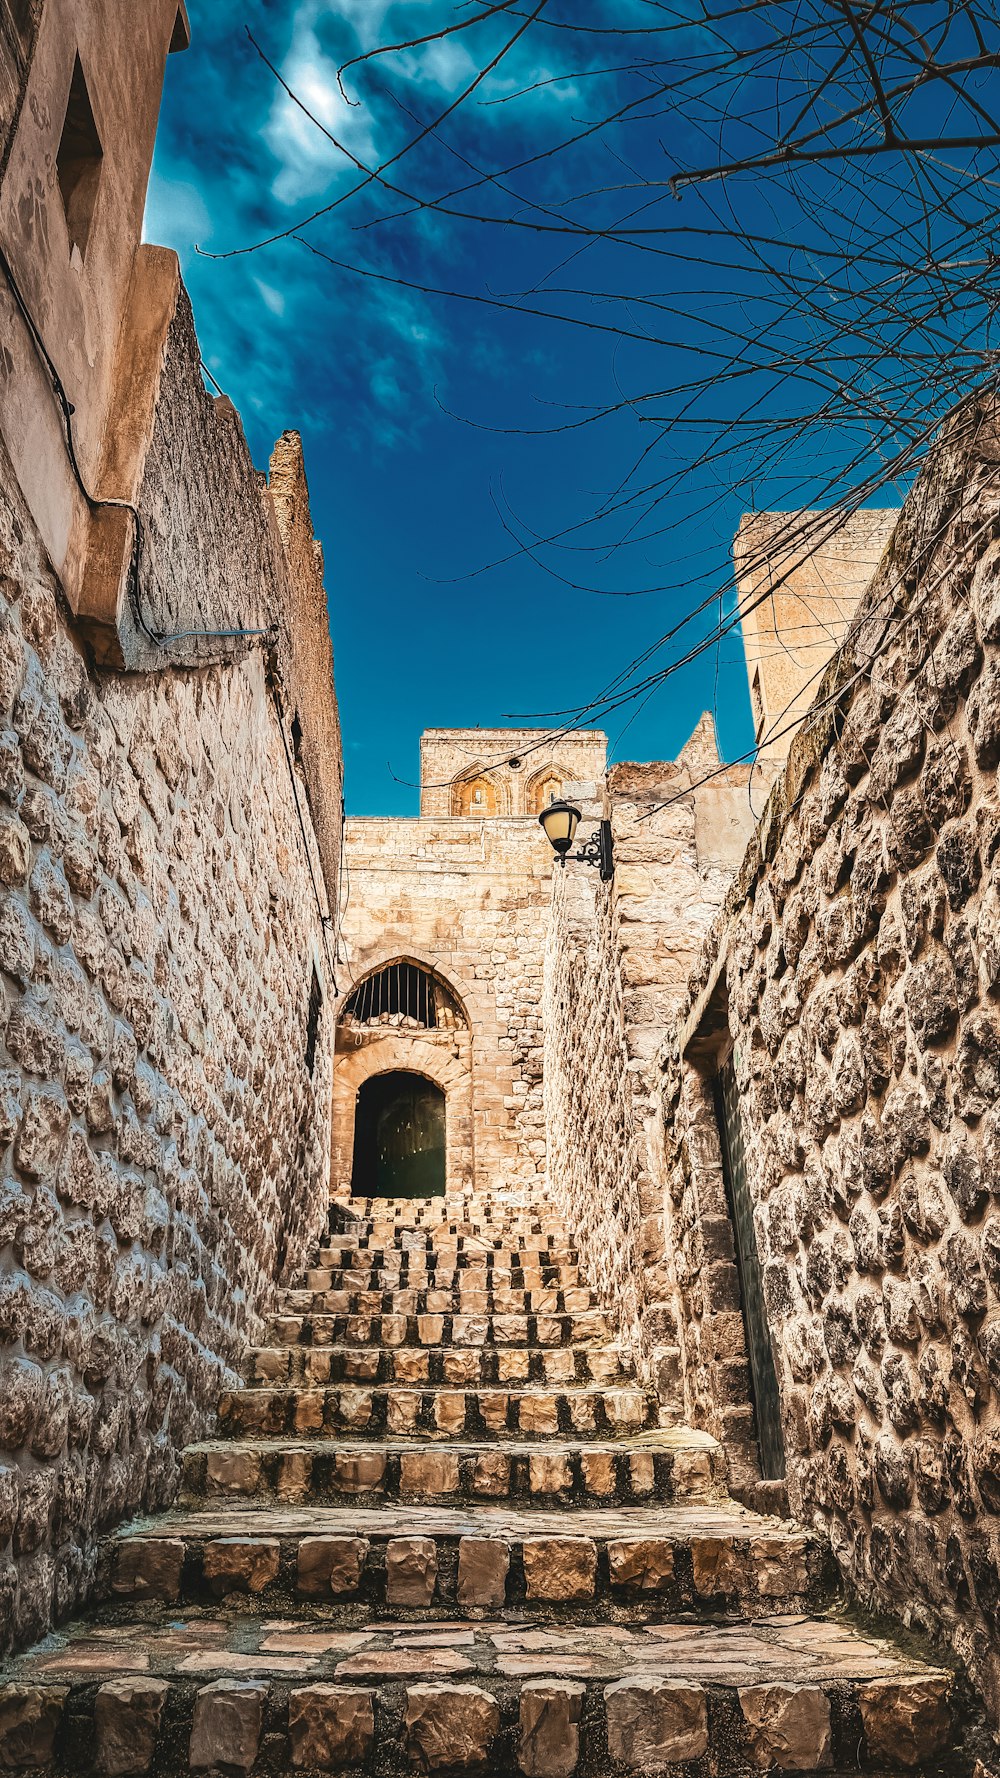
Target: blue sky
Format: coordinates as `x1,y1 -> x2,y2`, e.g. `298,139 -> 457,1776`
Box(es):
146,2 -> 986,812
146,1 -> 769,813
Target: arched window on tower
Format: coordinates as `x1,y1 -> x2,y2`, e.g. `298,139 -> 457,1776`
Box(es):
453,773 -> 498,817
527,770 -> 563,815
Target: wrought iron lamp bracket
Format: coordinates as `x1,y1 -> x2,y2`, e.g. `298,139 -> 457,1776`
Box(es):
564,818 -> 614,882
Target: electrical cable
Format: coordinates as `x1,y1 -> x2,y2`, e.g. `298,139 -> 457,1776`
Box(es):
0,242 -> 273,653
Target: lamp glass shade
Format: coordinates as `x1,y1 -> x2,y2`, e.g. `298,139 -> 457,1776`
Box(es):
538,799 -> 581,856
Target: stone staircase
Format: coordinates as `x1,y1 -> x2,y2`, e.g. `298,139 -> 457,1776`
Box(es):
0,1192 -> 974,1774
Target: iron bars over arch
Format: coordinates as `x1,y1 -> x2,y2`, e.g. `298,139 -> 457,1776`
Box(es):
341,959 -> 466,1032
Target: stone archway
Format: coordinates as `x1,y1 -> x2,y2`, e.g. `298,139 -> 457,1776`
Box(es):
351,1070 -> 446,1198
526,766 -> 564,815
332,968 -> 474,1199
450,770 -> 512,817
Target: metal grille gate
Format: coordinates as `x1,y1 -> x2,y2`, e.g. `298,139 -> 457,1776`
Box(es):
342,961 -> 462,1031
715,1053 -> 786,1480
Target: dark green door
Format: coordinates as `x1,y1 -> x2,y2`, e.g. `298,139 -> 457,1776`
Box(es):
352,1072 -> 446,1198
715,1052 -> 786,1479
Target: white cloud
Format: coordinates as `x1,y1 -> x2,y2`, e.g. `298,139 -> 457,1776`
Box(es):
263,8 -> 380,206
253,278 -> 286,316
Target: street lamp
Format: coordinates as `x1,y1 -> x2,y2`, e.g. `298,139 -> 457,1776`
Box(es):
538,800 -> 614,881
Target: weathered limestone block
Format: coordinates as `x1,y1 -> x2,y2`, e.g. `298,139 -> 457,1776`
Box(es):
522,1537 -> 597,1601
748,1537 -> 809,1598
297,1536 -> 369,1598
94,1678 -> 169,1777
471,1453 -> 509,1497
400,1453 -> 459,1498
527,1456 -> 572,1499
201,1538 -> 280,1597
518,1681 -> 585,1778
189,1680 -> 265,1772
519,1393 -> 559,1435
457,1538 -> 509,1608
607,1538 -> 675,1591
0,1686 -> 67,1769
691,1535 -> 742,1597
858,1677 -> 951,1768
288,1686 -> 374,1769
739,1684 -> 832,1771
0,814 -> 30,886
110,1539 -> 184,1602
386,1536 -> 438,1607
0,1359 -> 43,1450
404,1684 -> 500,1770
604,1677 -> 708,1766
14,1088 -> 70,1181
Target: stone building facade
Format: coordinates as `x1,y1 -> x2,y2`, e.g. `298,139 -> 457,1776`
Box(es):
335,730 -> 607,1201
0,0 -> 342,1657
419,728 -> 606,818
738,507 -> 898,764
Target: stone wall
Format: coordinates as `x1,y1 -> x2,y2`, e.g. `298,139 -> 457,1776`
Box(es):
0,1 -> 187,617
737,509 -> 898,765
419,730 -> 606,819
664,393 -> 1000,1717
0,1 -> 39,182
0,290 -> 340,1653
337,818 -> 553,1196
542,725 -> 756,1403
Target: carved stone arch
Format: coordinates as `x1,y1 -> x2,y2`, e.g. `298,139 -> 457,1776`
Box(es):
451,768 -> 510,817
332,1022 -> 474,1201
525,766 -> 565,815
339,1037 -> 469,1098
336,952 -> 475,1032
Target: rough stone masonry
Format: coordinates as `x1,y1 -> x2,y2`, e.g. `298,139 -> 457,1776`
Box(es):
5,0 -> 1000,1755
0,0 -> 342,1655
660,394 -> 1000,1720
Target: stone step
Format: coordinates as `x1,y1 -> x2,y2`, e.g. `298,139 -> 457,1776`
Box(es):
330,1225 -> 575,1246
299,1262 -> 587,1291
0,1606 -> 960,1776
314,1242 -> 583,1267
216,1384 -> 661,1441
333,1196 -> 568,1220
180,1431 -> 726,1508
245,1343 -> 636,1387
331,1211 -> 575,1240
279,1285 -> 600,1316
102,1503 -> 830,1619
264,1309 -> 614,1349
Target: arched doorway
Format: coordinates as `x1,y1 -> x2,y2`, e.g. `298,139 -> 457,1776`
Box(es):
351,1071 -> 446,1198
